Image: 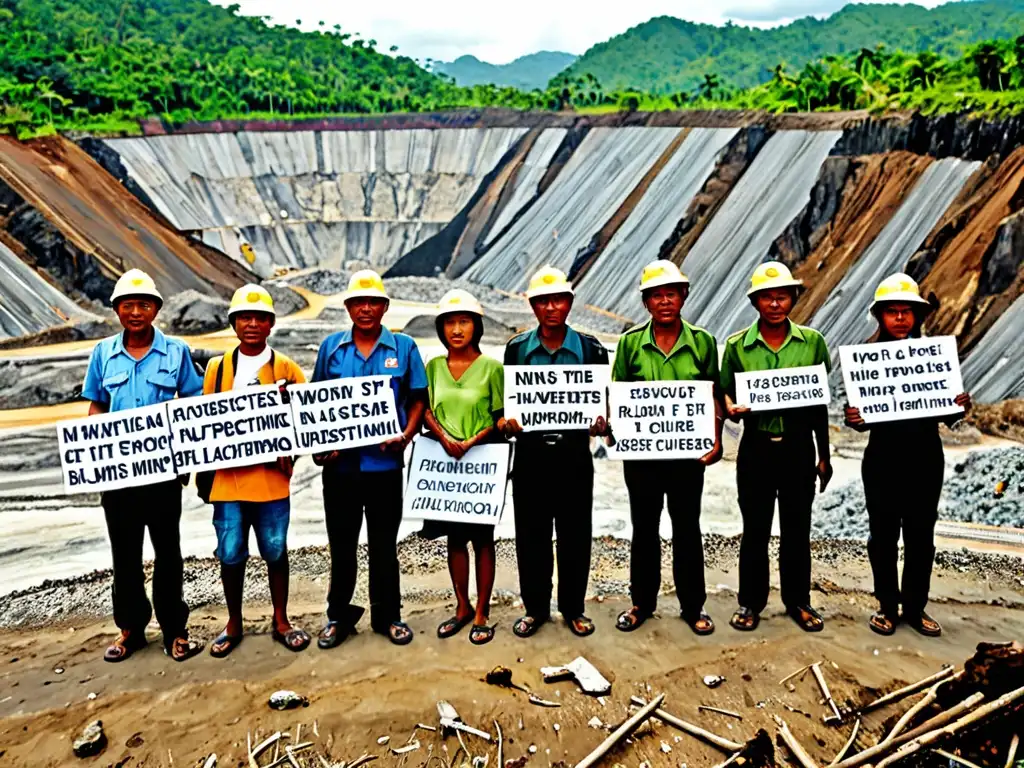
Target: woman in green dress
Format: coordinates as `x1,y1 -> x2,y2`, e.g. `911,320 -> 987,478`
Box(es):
421,289 -> 505,645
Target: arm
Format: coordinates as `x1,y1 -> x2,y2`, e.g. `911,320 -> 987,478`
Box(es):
499,343 -> 522,437
844,404 -> 870,432
814,337 -> 834,491
88,400 -> 108,416
719,343 -> 750,421
81,345 -> 109,414
943,392 -> 973,426
382,341 -> 428,452
178,347 -> 204,398
700,384 -> 725,466
588,337 -> 610,437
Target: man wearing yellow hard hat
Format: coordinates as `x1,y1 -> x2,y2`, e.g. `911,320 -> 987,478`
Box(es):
500,266 -> 609,639
201,285 -> 311,658
611,260 -> 722,635
81,268 -> 205,663
311,269 -> 427,648
845,274 -> 971,638
720,261 -> 833,634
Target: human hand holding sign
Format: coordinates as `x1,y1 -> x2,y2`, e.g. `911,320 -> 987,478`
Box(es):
440,430 -> 467,460
844,404 -> 866,430
817,458 -> 833,493
699,440 -> 723,467
380,434 -> 409,453
955,392 -> 972,414
498,417 -> 522,438
724,394 -> 750,422
589,415 -> 608,438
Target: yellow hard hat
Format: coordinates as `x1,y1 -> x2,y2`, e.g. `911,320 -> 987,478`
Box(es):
747,261 -> 802,296
639,259 -> 689,292
110,268 -> 162,305
525,265 -> 574,300
344,269 -> 388,301
870,273 -> 931,314
228,283 -> 275,317
438,288 -> 484,317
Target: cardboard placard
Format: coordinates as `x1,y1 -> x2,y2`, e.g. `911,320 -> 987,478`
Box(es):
735,363 -> 830,411
607,380 -> 716,460
839,336 -> 964,423
289,376 -> 401,455
403,438 -> 511,524
504,364 -> 608,432
167,384 -> 295,473
56,403 -> 176,493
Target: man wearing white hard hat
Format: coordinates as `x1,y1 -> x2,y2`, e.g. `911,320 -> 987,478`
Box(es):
81,269 -> 205,663
201,285 -> 311,658
500,266 -> 609,639
611,260 -> 722,636
311,269 -> 427,648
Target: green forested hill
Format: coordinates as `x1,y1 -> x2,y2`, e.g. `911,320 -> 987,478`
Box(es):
561,0 -> 1024,92
430,52 -> 578,91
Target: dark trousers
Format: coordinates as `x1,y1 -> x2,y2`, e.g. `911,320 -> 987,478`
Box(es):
624,460 -> 707,619
322,468 -> 403,631
863,440 -> 943,616
736,432 -> 817,614
102,479 -> 188,641
512,441 -> 593,619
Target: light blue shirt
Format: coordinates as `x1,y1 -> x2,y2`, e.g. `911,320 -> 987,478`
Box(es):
312,326 -> 427,473
82,328 -> 203,412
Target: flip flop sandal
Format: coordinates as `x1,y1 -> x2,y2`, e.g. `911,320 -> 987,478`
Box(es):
869,612 -> 897,636
469,624 -> 495,645
905,611 -> 942,637
512,615 -> 548,638
615,608 -> 650,632
103,631 -> 147,663
317,621 -> 349,650
567,615 -> 596,637
387,621 -> 414,646
685,611 -> 716,636
273,628 -> 311,652
788,605 -> 825,633
210,631 -> 244,658
729,607 -> 760,632
165,636 -> 204,662
437,614 -> 475,639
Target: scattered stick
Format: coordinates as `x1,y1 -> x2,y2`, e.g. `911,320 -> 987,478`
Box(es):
711,751 -> 745,768
828,718 -> 860,767
1005,734 -> 1020,768
417,724 -> 438,733
934,749 -> 984,768
203,756 -> 217,768
630,696 -> 742,753
882,679 -> 946,744
575,693 -> 665,768
698,706 -> 743,720
811,663 -> 842,722
528,694 -> 561,708
253,733 -> 284,760
347,755 -> 378,768
392,741 -> 421,755
494,720 -> 503,768
781,663 -> 820,686
860,668 -> 957,715
774,715 -> 819,768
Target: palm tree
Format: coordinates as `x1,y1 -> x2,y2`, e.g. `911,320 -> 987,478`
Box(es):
699,73 -> 720,100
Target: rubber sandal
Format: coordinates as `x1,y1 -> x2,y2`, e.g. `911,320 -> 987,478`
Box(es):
729,607 -> 759,632
103,630 -> 147,663
210,631 -> 243,658
272,627 -> 311,652
904,611 -> 942,637
387,621 -> 414,646
469,624 -> 495,645
512,615 -> 548,638
788,605 -> 825,633
616,608 -> 650,632
165,636 -> 204,662
567,615 -> 596,637
437,614 -> 475,639
685,611 -> 716,636
869,611 -> 897,636
318,621 -> 351,650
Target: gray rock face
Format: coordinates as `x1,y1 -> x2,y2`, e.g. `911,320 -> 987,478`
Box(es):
263,283 -> 308,317
271,268 -> 351,296
73,720 -> 106,758
159,290 -> 230,335
0,356 -> 88,410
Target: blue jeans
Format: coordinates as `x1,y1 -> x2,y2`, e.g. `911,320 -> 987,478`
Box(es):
213,499 -> 290,566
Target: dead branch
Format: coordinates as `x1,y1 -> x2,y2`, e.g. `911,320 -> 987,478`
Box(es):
828,718 -> 860,767
781,663 -> 821,686
575,693 -> 665,768
882,678 -> 947,745
699,705 -> 743,720
774,715 -> 819,768
1005,734 -> 1020,768
630,696 -> 742,753
811,663 -> 843,722
860,668 -> 957,715
494,720 -> 503,768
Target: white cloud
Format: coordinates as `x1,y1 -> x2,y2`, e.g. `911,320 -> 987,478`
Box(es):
222,0 -> 956,64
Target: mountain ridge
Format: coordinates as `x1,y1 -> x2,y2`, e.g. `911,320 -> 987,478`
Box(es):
430,51 -> 577,91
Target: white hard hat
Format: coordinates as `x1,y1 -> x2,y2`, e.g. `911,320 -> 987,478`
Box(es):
110,269 -> 163,305
639,260 -> 689,292
525,266 -> 574,300
438,288 -> 484,317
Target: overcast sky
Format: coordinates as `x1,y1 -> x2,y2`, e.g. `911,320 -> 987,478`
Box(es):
224,0 -> 955,64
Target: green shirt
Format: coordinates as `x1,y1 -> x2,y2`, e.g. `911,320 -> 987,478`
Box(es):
720,320 -> 831,436
612,320 -> 719,383
426,354 -> 504,441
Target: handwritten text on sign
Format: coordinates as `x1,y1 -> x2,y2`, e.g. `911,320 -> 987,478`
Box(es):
504,365 -> 608,431
839,336 -> 964,423
735,364 -> 830,411
607,380 -> 716,460
403,438 -> 512,524
289,376 -> 400,454
57,403 -> 176,493
168,384 -> 295,473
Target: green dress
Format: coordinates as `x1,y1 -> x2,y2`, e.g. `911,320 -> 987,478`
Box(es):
418,353 -> 505,540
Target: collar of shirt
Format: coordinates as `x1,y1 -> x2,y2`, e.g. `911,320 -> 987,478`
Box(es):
742,319 -> 805,352
642,319 -> 698,359
327,325 -> 397,360
522,326 -> 583,362
111,326 -> 169,361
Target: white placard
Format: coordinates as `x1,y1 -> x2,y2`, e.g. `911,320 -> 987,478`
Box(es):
607,380 -> 716,460
839,336 -> 964,423
56,403 -> 176,493
735,363 -> 830,411
403,438 -> 512,524
288,376 -> 401,454
504,364 -> 609,432
168,384 -> 295,473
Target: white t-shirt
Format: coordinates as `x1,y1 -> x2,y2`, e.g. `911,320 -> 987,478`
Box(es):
232,347 -> 272,390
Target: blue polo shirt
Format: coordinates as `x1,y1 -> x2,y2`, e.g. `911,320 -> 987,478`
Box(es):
312,326 -> 428,473
82,328 -> 203,412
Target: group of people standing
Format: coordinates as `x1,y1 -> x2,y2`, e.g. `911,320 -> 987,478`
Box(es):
81,256 -> 969,663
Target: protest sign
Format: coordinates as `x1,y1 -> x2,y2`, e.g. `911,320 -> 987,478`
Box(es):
504,364 -> 608,432
288,376 -> 401,454
168,384 -> 295,473
735,363 -> 830,411
840,336 -> 964,423
403,438 -> 511,524
607,380 -> 716,460
57,403 -> 176,493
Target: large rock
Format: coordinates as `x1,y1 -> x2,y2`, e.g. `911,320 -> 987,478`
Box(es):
264,283 -> 308,317
73,720 -> 107,758
159,290 -> 229,335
